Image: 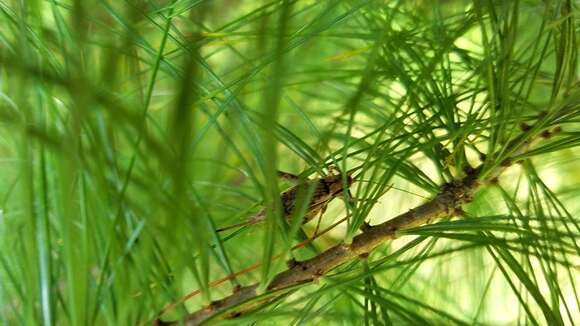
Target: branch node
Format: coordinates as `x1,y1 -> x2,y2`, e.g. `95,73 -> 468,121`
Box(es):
500,159 -> 512,167
453,207 -> 466,217
312,270 -> 324,283
204,302 -> 217,313
286,258 -> 300,269
358,252 -> 370,259
540,129 -> 552,139
360,221 -> 372,233
229,311 -> 243,318
462,164 -> 476,176
478,152 -> 487,162
441,182 -> 454,192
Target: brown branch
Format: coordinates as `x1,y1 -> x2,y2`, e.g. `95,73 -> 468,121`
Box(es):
155,170 -> 481,325
155,127 -> 543,325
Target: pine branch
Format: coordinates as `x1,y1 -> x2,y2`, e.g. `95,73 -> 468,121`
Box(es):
155,127 -> 544,325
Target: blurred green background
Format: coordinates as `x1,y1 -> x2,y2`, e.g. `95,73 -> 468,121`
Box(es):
0,0 -> 578,325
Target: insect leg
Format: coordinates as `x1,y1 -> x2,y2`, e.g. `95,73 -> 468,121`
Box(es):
313,203 -> 328,236
346,189 -> 356,206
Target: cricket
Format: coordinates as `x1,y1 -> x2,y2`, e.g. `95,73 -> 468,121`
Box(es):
217,166 -> 357,234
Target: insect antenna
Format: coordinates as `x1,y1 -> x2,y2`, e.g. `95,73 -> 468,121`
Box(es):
216,221 -> 250,233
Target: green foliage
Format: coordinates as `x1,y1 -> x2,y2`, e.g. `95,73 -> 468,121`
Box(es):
0,0 -> 578,325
